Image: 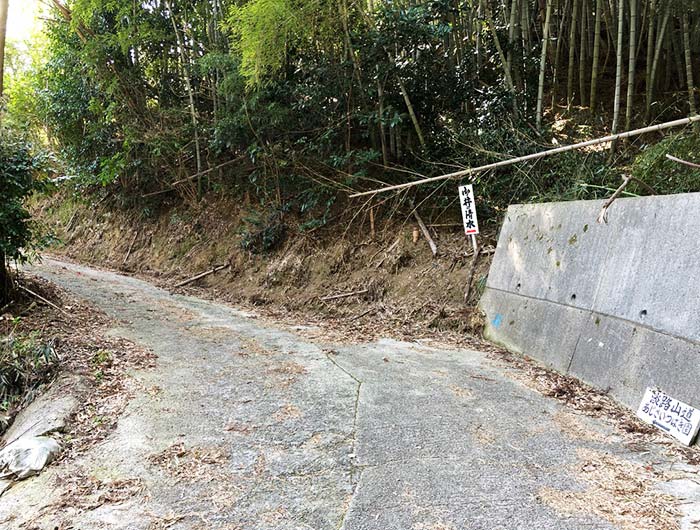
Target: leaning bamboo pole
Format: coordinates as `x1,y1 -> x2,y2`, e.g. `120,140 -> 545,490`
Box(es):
348,116 -> 700,198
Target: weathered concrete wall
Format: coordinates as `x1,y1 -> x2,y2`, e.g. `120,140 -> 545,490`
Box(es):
480,192 -> 700,409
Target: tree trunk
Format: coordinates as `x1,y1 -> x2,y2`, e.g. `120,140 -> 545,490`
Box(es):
624,0 -> 638,133
682,14 -> 699,132
0,0 -> 7,97
589,0 -> 603,111
536,0 -> 553,129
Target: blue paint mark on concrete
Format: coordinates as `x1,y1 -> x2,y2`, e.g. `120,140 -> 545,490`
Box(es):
492,314 -> 503,328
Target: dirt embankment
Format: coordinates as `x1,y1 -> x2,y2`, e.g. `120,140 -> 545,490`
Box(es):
34,193 -> 497,341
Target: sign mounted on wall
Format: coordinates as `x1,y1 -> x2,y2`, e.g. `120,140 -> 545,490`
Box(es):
636,387 -> 700,446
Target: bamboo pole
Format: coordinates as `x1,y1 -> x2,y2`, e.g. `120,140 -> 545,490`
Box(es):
413,211 -> 437,257
646,4 -> 670,123
0,0 -> 8,97
484,2 -> 515,93
681,15 -> 699,133
348,116 -> 700,198
536,0 -> 553,130
610,0 -> 625,149
175,264 -> 230,288
566,0 -> 580,108
666,154 -> 700,169
624,0 -> 638,133
589,0 -> 603,111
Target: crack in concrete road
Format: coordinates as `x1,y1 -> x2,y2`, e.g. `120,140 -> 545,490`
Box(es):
323,353 -> 364,530
0,258 -> 696,530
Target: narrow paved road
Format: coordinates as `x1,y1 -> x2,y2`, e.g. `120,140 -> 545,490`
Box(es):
1,259 -> 697,530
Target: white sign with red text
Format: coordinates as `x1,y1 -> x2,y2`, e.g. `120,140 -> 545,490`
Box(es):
459,184 -> 479,236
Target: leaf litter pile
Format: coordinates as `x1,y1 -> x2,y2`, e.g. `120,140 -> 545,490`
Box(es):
147,442 -> 229,483
49,468 -> 145,512
0,273 -> 155,514
539,448 -> 681,530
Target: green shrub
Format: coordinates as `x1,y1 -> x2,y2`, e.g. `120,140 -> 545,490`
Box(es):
0,332 -> 59,431
240,211 -> 287,254
0,127 -> 46,303
631,132 -> 700,195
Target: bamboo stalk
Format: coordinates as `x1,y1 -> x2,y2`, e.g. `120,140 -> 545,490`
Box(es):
484,2 -> 516,93
589,0 -> 603,111
643,0 -> 656,121
175,264 -> 229,288
349,116 -> 700,197
413,212 -> 437,257
681,14 -> 699,133
646,3 -> 670,123
18,285 -> 67,315
566,0 -> 580,108
536,0 -> 553,129
123,230 -> 139,265
610,0 -> 625,149
141,157 -> 244,198
0,0 -> 8,96
578,0 -> 588,106
666,154 -> 700,169
624,0 -> 638,133
165,1 -> 202,192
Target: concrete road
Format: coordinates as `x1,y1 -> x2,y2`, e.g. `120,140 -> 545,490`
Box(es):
0,259 -> 697,530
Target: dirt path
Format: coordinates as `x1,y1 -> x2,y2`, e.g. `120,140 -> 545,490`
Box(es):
0,258 -> 698,530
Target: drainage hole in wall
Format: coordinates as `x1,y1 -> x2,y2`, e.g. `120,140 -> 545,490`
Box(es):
516,283 -> 521,290
570,294 -> 577,301
639,309 -> 647,318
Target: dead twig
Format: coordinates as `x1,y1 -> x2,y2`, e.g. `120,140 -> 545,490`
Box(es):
373,239 -> 400,268
123,230 -> 139,266
65,212 -> 77,232
141,156 -> 246,198
413,212 -> 437,257
17,285 -> 67,315
350,307 -> 376,321
666,154 -> 700,169
320,289 -> 369,302
174,264 -> 230,288
597,175 -> 657,224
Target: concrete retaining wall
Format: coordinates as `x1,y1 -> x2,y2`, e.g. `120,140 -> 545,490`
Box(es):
480,192 -> 700,409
